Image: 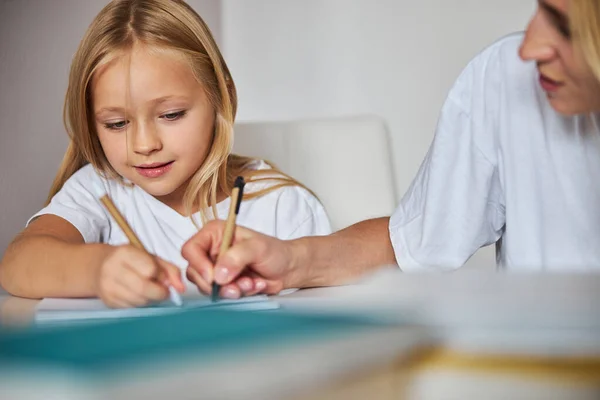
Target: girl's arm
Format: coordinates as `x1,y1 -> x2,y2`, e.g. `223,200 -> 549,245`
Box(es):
1,214 -> 185,306
0,214 -> 112,299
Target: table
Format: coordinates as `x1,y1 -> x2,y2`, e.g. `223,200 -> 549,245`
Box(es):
1,269 -> 600,399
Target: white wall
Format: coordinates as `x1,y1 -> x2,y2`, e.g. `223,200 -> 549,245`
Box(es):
0,0 -> 221,257
222,0 -> 535,198
221,0 -> 535,269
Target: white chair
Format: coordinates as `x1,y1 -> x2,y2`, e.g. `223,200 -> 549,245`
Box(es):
233,115 -> 398,231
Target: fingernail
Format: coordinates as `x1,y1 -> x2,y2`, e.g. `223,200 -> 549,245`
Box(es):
239,280 -> 252,292
255,280 -> 266,291
169,286 -> 183,307
200,268 -> 213,283
215,266 -> 229,284
223,287 -> 239,299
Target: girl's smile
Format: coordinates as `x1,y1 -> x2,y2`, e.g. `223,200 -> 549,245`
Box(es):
134,161 -> 175,179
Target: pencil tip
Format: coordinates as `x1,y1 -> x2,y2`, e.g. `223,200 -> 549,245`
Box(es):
211,282 -> 220,302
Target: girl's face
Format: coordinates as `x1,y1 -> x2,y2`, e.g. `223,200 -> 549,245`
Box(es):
92,44 -> 216,212
519,0 -> 600,115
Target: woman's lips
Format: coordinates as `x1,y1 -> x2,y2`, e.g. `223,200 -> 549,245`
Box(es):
539,74 -> 563,93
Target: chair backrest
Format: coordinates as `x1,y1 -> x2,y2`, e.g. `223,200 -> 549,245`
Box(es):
232,115 -> 398,231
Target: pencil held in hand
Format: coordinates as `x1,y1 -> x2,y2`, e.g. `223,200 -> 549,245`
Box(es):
100,196 -> 144,250
99,194 -> 184,307
212,176 -> 246,302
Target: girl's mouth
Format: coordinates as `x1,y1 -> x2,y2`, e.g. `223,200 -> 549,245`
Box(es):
134,161 -> 174,178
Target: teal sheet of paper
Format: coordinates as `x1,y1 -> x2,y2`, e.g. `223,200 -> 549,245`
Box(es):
34,295 -> 279,325
0,308 -> 377,374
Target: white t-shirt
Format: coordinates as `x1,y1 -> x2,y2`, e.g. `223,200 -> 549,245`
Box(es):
390,33 -> 600,272
30,161 -> 332,279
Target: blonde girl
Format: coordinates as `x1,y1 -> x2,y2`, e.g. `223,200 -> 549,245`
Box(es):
0,0 -> 331,308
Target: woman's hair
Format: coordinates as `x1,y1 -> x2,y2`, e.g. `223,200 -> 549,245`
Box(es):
48,0 -> 313,223
571,0 -> 600,82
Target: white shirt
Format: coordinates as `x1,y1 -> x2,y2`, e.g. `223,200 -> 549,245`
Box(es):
30,162 -> 332,277
390,33 -> 600,272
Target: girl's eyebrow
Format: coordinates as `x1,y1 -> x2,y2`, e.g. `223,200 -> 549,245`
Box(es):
95,95 -> 190,116
95,106 -> 125,118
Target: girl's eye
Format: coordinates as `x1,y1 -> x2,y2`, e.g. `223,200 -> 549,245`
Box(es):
104,120 -> 128,131
161,110 -> 186,121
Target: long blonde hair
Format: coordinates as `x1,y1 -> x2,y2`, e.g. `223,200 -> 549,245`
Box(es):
48,0 -> 311,223
571,0 -> 600,81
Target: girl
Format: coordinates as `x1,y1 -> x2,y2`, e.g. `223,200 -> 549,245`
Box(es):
0,0 -> 331,308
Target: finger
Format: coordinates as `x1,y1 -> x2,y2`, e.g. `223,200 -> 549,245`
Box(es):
186,266 -> 212,295
240,273 -> 268,297
181,222 -> 224,283
213,237 -> 268,285
182,221 -> 260,284
242,275 -> 281,296
121,263 -> 169,302
156,259 -> 186,293
141,279 -> 170,302
112,280 -> 149,308
261,279 -> 284,295
219,283 -> 241,300
103,291 -> 136,309
123,247 -> 162,280
236,275 -> 255,296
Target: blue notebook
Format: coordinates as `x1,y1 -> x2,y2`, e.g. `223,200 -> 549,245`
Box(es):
1,308 -> 376,375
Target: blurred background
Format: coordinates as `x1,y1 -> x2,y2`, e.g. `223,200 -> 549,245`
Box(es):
0,0 -> 535,267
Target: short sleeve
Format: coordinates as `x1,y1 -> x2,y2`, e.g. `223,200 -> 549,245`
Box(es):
274,187 -> 332,240
28,165 -> 111,243
390,59 -> 505,271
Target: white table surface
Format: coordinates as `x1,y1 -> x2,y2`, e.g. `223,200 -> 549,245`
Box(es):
2,268 -> 600,400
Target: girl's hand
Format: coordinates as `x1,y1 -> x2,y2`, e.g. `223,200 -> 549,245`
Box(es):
96,245 -> 185,308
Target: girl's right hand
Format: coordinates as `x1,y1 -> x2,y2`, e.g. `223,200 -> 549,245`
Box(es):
96,245 -> 185,308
